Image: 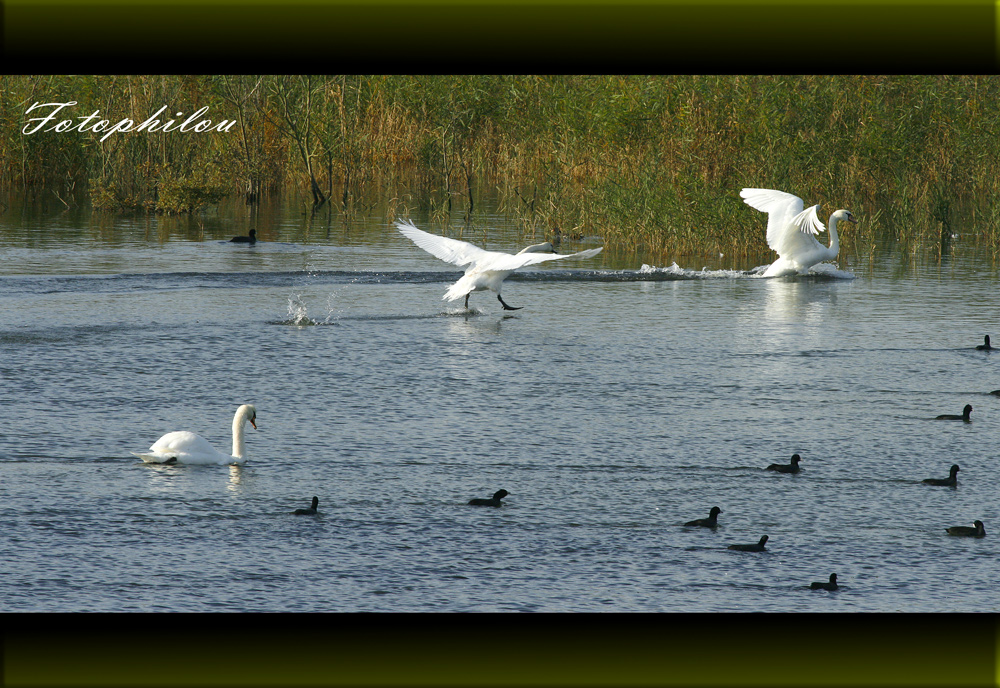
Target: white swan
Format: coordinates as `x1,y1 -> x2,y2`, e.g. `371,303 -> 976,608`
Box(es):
740,188 -> 856,277
132,404 -> 257,465
395,220 -> 603,310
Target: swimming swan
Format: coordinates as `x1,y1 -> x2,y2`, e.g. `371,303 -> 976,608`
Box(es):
395,220 -> 603,310
133,404 -> 257,465
740,188 -> 856,277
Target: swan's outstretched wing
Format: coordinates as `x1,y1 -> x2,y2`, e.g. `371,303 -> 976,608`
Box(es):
740,188 -> 824,254
480,246 -> 603,273
397,219 -> 602,271
396,220 -> 494,269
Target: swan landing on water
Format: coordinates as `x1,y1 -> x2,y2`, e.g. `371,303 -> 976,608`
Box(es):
395,220 -> 603,310
740,188 -> 856,277
132,404 -> 257,465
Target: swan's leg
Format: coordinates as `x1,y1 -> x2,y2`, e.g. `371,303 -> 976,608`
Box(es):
464,294 -> 470,309
497,294 -> 523,311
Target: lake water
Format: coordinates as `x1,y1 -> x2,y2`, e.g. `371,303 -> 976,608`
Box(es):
2,199 -> 999,613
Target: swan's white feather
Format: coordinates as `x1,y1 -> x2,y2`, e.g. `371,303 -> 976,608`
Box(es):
395,220 -> 602,303
133,431 -> 237,465
790,205 -> 825,236
396,220 -> 492,269
739,188 -> 824,248
771,205 -> 825,261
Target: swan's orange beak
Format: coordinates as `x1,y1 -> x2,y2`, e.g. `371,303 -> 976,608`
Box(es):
250,417 -> 257,429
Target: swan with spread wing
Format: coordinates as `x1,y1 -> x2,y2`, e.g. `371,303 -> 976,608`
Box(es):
740,188 -> 856,277
395,220 -> 603,310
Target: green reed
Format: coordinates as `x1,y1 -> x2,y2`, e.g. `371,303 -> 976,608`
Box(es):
3,75 -> 1000,262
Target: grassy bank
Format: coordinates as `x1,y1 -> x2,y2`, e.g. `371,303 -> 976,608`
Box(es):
3,75 -> 1000,260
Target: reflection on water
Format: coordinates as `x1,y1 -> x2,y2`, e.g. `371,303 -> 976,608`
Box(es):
227,465 -> 245,492
762,278 -> 843,325
445,312 -> 508,342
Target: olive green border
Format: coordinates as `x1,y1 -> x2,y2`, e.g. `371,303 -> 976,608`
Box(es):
2,615 -> 997,686
2,2 -> 996,70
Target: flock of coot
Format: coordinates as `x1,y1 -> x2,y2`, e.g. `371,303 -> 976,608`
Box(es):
677,335 -> 993,593
289,336 -> 994,596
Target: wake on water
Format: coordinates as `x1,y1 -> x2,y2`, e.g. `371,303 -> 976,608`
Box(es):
637,261 -> 855,280
276,293 -> 487,325
273,262 -> 853,325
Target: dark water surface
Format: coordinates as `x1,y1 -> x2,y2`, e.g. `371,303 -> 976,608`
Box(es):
2,201 -> 999,612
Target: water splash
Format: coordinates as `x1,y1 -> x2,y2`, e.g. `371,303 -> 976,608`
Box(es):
285,294 -> 317,326
323,293 -> 340,323
279,287 -> 352,326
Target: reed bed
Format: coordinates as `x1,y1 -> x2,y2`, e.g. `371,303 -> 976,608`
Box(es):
3,75 -> 1000,260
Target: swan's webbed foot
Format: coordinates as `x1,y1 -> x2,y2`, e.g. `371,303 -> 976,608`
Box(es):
498,295 -> 523,311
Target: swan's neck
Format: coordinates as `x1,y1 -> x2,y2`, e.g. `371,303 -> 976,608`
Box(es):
825,214 -> 841,256
232,414 -> 247,458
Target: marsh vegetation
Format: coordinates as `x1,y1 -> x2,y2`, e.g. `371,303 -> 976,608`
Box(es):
5,75 -> 1000,263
